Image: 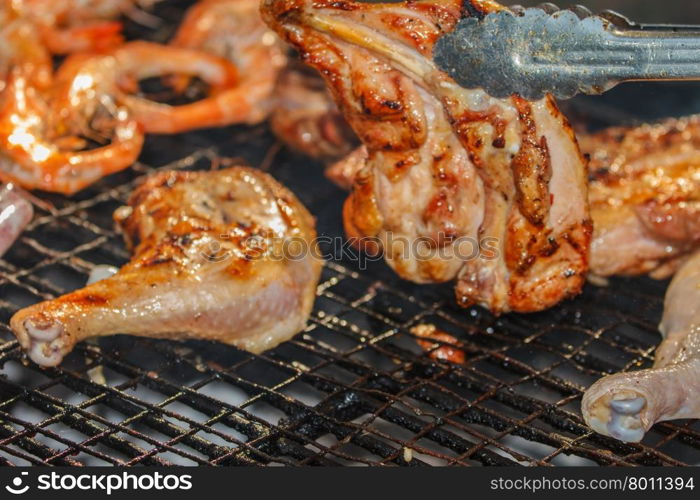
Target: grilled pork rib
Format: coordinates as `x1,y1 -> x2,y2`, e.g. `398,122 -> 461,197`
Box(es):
581,116 -> 700,278
10,167 -> 322,366
262,0 -> 591,314
582,249 -> 700,442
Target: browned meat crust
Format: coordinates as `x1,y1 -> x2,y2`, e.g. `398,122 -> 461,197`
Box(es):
10,167 -> 322,366
581,115 -> 700,278
262,0 -> 591,314
271,61 -> 357,162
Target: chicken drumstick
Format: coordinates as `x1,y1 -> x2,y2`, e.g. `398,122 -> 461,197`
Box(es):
582,250 -> 700,442
10,167 -> 322,366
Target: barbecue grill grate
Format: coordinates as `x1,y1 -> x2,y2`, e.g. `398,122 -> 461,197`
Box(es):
0,0 -> 699,467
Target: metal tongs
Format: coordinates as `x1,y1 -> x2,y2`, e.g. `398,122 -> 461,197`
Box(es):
433,3 -> 700,100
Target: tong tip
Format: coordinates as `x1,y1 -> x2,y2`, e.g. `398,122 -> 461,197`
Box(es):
435,8 -> 617,100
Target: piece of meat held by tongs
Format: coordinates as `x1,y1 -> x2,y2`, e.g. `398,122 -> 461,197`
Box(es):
10,167 -> 322,366
582,250 -> 700,442
262,0 -> 591,314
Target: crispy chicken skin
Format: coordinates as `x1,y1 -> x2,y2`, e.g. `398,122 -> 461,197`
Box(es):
581,116 -> 700,278
10,167 -> 322,366
262,0 -> 591,314
582,250 -> 700,442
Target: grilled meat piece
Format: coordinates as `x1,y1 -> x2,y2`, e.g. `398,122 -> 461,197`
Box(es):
324,145 -> 367,191
580,116 -> 700,442
411,324 -> 465,364
10,167 -> 322,366
271,61 -> 357,163
582,249 -> 700,442
0,183 -> 33,257
321,113 -> 700,277
262,0 -> 591,314
580,115 -> 700,278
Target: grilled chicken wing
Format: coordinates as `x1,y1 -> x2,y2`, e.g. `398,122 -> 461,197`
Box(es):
262,0 -> 591,314
10,167 -> 322,366
581,115 -> 700,278
582,249 -> 700,442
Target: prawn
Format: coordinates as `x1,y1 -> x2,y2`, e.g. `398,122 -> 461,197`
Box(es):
112,40 -> 242,134
1,39 -> 239,193
0,17 -> 52,91
0,64 -> 144,195
128,0 -> 287,133
4,0 -> 160,54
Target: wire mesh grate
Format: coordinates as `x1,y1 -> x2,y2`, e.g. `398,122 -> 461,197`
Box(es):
1,0 -> 699,467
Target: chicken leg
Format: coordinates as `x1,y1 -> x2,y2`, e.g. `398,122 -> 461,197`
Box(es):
582,250 -> 700,442
10,167 -> 322,366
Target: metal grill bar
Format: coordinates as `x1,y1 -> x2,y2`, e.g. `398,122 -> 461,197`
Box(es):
0,0 -> 699,467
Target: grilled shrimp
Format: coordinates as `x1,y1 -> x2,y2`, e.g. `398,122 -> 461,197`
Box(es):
112,40 -> 243,133
136,0 -> 287,133
5,0 -> 159,54
0,17 -> 52,91
1,39 -> 240,192
0,64 -> 144,195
